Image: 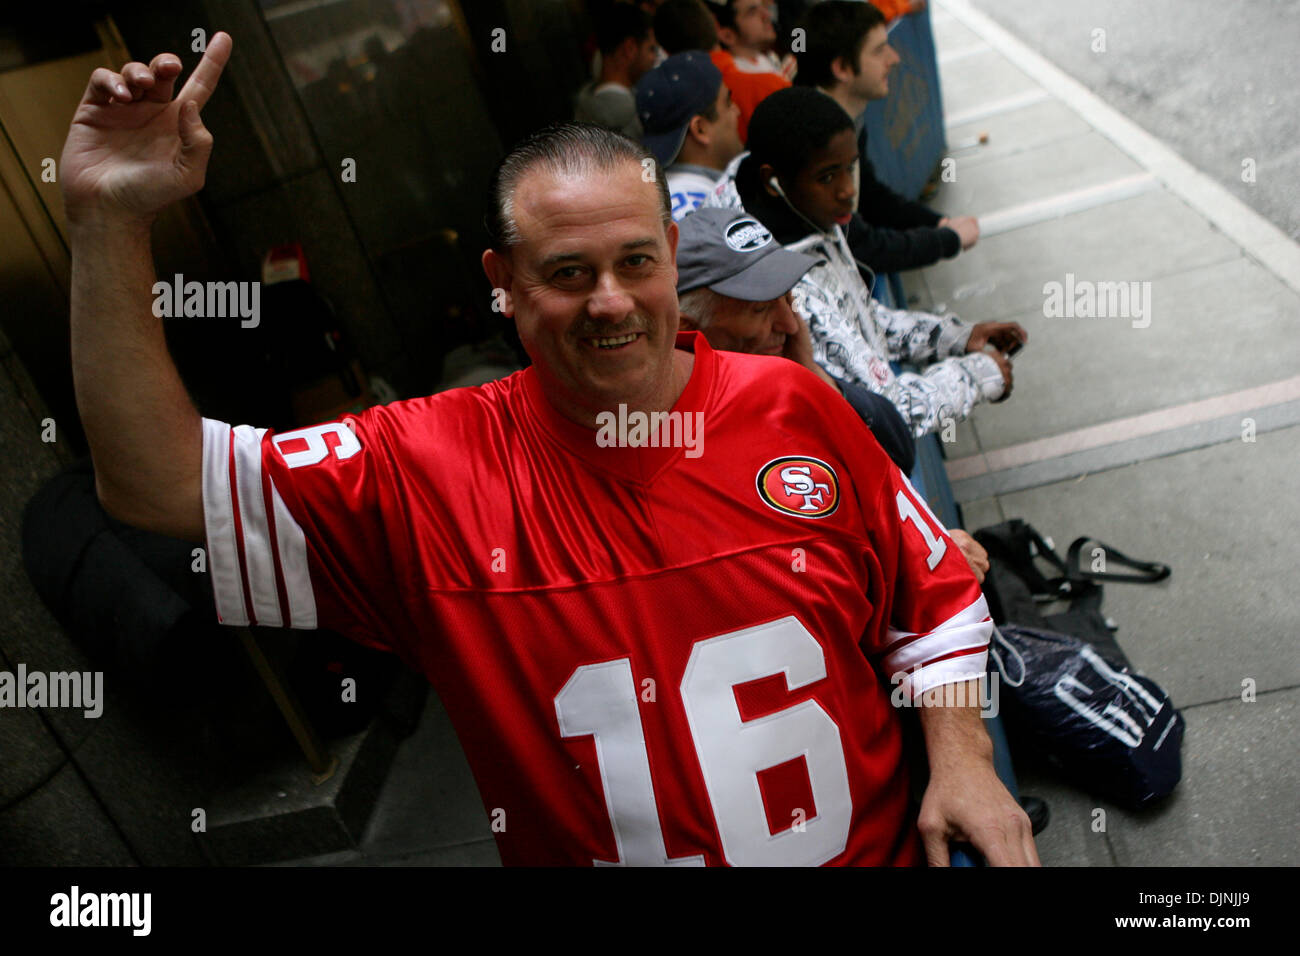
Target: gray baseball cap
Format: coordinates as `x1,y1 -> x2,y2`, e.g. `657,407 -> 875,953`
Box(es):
676,207 -> 822,301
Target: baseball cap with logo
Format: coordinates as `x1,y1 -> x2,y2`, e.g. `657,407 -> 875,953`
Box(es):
636,51 -> 725,168
676,207 -> 823,300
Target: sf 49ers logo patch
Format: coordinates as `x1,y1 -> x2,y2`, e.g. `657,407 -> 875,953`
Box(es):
756,456 -> 839,518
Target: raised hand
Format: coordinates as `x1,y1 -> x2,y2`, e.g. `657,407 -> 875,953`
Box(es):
782,297 -> 842,390
781,297 -> 818,368
60,32 -> 232,224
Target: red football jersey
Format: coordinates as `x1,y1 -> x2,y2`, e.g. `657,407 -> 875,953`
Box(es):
201,332 -> 990,866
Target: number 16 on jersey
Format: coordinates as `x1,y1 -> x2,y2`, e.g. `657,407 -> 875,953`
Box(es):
555,617 -> 853,867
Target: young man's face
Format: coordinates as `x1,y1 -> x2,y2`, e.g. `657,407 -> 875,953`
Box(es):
726,0 -> 777,51
847,24 -> 899,101
779,127 -> 859,233
697,291 -> 801,355
483,161 -> 681,421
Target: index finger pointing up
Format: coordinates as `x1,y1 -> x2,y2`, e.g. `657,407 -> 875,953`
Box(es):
176,31 -> 232,111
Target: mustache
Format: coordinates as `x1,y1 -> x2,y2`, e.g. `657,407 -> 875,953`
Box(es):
570,317 -> 649,339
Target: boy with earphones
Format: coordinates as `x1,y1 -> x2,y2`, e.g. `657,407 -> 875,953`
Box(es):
702,87 -> 1027,439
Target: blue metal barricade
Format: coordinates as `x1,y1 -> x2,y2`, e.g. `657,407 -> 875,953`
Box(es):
863,9 -> 946,310
863,11 -> 963,537
909,431 -> 962,531
861,8 -> 947,202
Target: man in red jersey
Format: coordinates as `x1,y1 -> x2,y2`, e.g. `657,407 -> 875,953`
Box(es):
61,33 -> 1036,866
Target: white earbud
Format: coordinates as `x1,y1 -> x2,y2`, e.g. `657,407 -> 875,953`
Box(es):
765,172 -> 876,297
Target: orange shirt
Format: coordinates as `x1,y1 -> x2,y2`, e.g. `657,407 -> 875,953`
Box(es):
709,48 -> 790,143
872,0 -> 916,21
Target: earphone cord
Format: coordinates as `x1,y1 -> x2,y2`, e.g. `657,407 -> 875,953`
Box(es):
771,179 -> 877,300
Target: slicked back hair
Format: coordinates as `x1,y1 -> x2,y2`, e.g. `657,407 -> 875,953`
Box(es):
793,0 -> 887,91
485,123 -> 672,253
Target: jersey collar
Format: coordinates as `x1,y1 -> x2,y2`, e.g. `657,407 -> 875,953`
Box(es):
522,331 -> 716,485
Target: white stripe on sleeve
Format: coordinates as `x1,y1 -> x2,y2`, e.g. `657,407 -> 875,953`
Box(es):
231,423 -> 283,626
202,418 -> 248,625
270,478 -> 317,629
200,417 -> 316,629
882,593 -> 993,695
893,650 -> 991,700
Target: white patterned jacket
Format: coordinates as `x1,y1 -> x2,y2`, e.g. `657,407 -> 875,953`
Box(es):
702,153 -> 1006,438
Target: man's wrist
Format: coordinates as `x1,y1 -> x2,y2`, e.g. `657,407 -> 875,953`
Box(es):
67,204 -> 157,240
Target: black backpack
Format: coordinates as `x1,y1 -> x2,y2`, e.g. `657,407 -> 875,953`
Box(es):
973,520 -> 1184,809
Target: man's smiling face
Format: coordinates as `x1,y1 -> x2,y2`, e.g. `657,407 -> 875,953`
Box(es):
483,159 -> 681,424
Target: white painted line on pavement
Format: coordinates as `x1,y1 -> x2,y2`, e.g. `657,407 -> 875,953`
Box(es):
935,0 -> 1300,296
944,89 -> 1050,130
976,173 -> 1158,237
945,374 -> 1300,480
937,45 -> 992,66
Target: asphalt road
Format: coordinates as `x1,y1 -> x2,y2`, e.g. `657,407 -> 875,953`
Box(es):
968,0 -> 1300,240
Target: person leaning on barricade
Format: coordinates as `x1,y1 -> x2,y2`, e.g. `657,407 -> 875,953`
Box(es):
58,32 -> 1035,866
704,86 -> 1027,439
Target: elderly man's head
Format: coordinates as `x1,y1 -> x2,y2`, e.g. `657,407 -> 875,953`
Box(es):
674,207 -> 818,355
481,124 -> 682,425
678,286 -> 801,355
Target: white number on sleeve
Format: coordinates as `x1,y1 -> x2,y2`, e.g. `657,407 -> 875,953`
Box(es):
895,475 -> 947,570
273,421 -> 361,469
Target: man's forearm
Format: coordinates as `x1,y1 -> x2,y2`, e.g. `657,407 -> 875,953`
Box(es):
914,677 -> 1039,865
69,213 -> 205,541
916,679 -> 994,775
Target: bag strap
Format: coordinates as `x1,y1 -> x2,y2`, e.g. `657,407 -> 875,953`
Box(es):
981,521 -> 1074,597
1015,526 -> 1088,599
1065,537 -> 1171,585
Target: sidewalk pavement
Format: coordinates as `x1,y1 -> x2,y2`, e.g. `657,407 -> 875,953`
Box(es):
282,0 -> 1299,867
918,0 -> 1299,866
